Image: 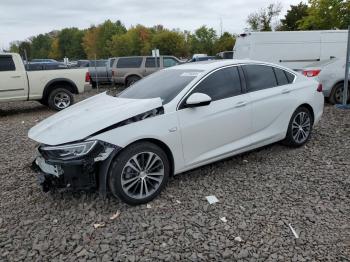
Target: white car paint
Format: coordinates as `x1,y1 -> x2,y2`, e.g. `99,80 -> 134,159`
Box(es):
0,53 -> 88,102
303,58 -> 350,98
29,60 -> 324,176
233,30 -> 348,71
28,93 -> 162,145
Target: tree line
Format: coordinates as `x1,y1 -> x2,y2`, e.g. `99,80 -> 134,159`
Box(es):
247,0 -> 349,32
9,23 -> 235,60
9,0 -> 350,60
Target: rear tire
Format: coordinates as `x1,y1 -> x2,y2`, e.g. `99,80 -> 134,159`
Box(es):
48,88 -> 74,111
126,76 -> 141,87
283,107 -> 313,147
329,82 -> 350,105
108,142 -> 170,205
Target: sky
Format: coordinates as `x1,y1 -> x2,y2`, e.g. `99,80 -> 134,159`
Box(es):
0,0 -> 302,49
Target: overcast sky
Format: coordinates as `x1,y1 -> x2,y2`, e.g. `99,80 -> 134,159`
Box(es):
0,0 -> 302,49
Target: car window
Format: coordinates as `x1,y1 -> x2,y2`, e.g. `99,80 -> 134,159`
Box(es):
285,71 -> 295,83
109,59 -> 115,67
243,65 -> 277,92
118,69 -> 202,104
190,67 -> 241,101
163,57 -> 178,68
117,57 -> 143,68
273,67 -> 289,86
0,56 -> 16,71
90,60 -> 107,67
145,57 -> 160,68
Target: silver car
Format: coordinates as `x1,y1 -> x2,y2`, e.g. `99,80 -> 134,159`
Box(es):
303,58 -> 350,104
111,56 -> 181,87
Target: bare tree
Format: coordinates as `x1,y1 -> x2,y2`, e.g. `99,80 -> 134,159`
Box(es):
247,3 -> 282,31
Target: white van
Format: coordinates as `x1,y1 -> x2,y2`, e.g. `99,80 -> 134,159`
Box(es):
233,30 -> 348,71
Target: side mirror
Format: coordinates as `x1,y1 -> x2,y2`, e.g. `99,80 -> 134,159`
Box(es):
185,93 -> 212,108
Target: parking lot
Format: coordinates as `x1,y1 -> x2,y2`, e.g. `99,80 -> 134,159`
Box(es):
0,89 -> 350,261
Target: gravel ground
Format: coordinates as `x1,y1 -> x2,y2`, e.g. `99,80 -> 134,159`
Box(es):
0,89 -> 350,261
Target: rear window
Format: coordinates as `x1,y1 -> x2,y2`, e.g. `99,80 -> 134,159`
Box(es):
0,56 -> 16,71
117,57 -> 143,68
285,71 -> 295,83
109,58 -> 115,67
242,65 -> 277,92
273,68 -> 289,86
90,60 -> 107,67
145,57 -> 160,68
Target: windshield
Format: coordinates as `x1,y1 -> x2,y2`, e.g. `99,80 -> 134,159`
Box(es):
118,69 -> 202,104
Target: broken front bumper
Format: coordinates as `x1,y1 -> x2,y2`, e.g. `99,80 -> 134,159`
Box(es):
31,142 -> 121,194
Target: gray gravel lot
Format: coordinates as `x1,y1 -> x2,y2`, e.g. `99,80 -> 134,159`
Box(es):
0,89 -> 350,261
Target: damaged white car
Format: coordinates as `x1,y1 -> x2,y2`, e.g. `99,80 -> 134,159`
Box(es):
29,60 -> 324,205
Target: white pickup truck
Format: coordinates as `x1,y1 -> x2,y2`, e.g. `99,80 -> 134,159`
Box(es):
0,53 -> 90,110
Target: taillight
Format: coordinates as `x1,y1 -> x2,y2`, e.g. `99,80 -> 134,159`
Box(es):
85,72 -> 91,82
303,69 -> 321,77
317,83 -> 323,92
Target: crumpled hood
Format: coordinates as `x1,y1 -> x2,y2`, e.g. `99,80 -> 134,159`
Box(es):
28,92 -> 163,145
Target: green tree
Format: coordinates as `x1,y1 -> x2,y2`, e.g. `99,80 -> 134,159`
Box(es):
247,3 -> 282,31
82,26 -> 101,59
299,0 -> 350,30
213,32 -> 236,54
96,20 -> 127,57
58,28 -> 85,59
48,37 -> 61,60
189,26 -> 217,55
279,2 -> 309,31
151,30 -> 189,57
31,34 -> 52,58
10,41 -> 32,59
108,25 -> 152,56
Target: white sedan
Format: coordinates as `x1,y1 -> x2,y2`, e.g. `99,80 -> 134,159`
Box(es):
29,60 -> 324,205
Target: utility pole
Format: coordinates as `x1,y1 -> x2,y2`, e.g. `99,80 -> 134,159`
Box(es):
220,18 -> 223,37
337,25 -> 350,109
94,54 -> 99,92
342,26 -> 350,106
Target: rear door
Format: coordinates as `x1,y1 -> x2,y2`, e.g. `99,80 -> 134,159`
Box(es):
144,57 -> 161,76
0,55 -> 27,101
177,66 -> 252,166
241,64 -> 296,142
115,57 -> 143,79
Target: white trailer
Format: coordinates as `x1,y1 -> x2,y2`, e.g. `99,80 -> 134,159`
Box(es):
233,30 -> 348,71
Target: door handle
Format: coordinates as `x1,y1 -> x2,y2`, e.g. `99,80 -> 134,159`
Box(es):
234,101 -> 247,108
281,89 -> 291,94
11,75 -> 21,78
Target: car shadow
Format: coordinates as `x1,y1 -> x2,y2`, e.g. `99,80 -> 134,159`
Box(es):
0,102 -> 49,117
31,141 -> 293,208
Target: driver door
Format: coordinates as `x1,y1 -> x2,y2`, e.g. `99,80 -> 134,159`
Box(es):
177,66 -> 252,167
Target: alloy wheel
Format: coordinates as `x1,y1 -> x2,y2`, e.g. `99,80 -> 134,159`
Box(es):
121,152 -> 165,199
54,92 -> 71,109
292,111 -> 311,144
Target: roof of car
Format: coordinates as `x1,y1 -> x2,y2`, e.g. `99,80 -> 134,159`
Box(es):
171,59 -> 264,71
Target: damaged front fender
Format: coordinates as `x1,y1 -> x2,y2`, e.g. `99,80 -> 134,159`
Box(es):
32,141 -> 122,195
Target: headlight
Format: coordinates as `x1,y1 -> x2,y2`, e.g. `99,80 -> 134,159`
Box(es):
40,140 -> 98,160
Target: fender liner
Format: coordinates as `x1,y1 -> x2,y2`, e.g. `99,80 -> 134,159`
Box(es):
98,148 -> 122,197
42,78 -> 79,101
125,74 -> 143,85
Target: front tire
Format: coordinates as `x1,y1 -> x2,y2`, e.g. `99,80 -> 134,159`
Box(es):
48,88 -> 74,111
283,107 -> 313,147
108,142 -> 170,205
